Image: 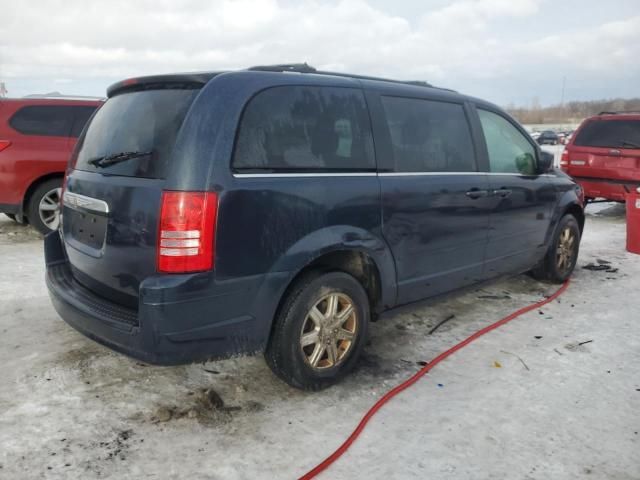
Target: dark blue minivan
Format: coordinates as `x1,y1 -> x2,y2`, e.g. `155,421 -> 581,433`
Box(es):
45,64 -> 584,389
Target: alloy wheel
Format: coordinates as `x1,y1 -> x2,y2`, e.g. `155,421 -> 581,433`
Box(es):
38,187 -> 62,231
300,293 -> 358,370
556,226 -> 576,274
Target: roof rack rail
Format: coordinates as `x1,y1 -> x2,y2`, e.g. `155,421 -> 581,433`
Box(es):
598,111 -> 640,115
246,63 -> 445,90
248,63 -> 317,74
23,93 -> 105,101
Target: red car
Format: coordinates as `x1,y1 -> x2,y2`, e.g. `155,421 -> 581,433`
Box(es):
0,96 -> 102,233
561,112 -> 640,202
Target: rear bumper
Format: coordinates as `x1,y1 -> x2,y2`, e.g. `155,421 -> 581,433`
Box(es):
45,232 -> 285,365
571,176 -> 640,202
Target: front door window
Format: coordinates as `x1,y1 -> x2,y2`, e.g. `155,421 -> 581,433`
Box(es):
478,109 -> 537,175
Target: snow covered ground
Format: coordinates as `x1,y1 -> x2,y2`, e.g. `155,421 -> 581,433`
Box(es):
0,203 -> 638,480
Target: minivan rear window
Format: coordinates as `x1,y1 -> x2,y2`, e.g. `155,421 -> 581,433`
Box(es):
74,89 -> 198,178
233,86 -> 375,172
574,119 -> 640,149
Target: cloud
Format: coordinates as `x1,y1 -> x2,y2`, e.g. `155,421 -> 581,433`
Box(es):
0,0 -> 638,104
421,0 -> 539,31
517,16 -> 640,72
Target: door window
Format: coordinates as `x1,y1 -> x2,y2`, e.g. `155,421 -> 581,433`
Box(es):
478,109 -> 537,175
380,96 -> 476,172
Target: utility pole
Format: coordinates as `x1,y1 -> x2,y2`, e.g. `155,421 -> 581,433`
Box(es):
560,76 -> 566,107
0,82 -> 7,98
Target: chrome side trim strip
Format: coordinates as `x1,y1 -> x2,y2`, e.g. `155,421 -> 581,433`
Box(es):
487,172 -> 554,177
233,171 -> 557,178
378,172 -> 479,177
233,172 -> 378,178
380,172 -> 557,177
63,191 -> 109,214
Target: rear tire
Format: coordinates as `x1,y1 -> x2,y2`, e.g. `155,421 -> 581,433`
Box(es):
265,271 -> 370,390
531,214 -> 581,283
26,178 -> 62,235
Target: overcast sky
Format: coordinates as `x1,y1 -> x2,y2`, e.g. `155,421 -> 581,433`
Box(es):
1,0 -> 638,106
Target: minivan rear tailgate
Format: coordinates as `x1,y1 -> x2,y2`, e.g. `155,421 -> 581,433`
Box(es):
63,170 -> 163,307
59,86 -> 201,307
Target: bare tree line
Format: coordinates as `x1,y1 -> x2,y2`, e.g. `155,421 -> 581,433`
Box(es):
506,98 -> 640,124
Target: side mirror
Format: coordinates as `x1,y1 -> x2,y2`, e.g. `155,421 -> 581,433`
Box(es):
538,151 -> 554,173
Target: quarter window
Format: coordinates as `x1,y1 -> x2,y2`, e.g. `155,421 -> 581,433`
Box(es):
70,106 -> 99,137
478,109 -> 537,175
381,96 -> 476,172
233,86 -> 375,171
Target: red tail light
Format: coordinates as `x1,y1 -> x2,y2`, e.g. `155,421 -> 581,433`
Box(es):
560,149 -> 569,167
157,191 -> 218,273
0,140 -> 11,152
60,172 -> 69,208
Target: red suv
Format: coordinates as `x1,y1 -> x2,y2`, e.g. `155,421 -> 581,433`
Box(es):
0,96 -> 102,233
561,112 -> 640,202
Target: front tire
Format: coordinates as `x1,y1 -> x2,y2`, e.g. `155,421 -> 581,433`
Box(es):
531,214 -> 581,283
26,179 -> 62,234
265,271 -> 370,390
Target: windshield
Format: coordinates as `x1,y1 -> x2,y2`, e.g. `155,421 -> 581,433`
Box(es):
74,88 -> 198,178
574,119 -> 640,149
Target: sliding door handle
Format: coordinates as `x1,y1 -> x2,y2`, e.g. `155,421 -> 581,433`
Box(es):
465,189 -> 489,199
492,188 -> 512,198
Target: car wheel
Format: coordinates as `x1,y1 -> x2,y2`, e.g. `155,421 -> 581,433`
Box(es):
265,271 -> 370,390
531,214 -> 581,283
26,178 -> 62,234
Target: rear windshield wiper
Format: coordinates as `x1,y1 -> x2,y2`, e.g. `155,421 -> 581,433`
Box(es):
621,140 -> 640,148
89,150 -> 153,168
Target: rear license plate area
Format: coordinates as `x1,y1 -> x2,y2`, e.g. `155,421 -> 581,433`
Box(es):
64,207 -> 108,250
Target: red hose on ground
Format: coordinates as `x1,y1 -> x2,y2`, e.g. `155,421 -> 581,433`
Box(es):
299,279 -> 571,480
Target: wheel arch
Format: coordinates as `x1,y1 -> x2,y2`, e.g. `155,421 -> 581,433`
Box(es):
564,202 -> 585,233
544,185 -> 585,247
21,172 -> 64,217
283,248 -> 385,314
259,246 -> 385,353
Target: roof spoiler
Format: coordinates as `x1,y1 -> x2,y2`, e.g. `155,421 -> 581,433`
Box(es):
106,72 -> 219,98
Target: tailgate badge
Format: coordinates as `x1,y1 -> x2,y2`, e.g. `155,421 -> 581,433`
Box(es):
63,191 -> 109,214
